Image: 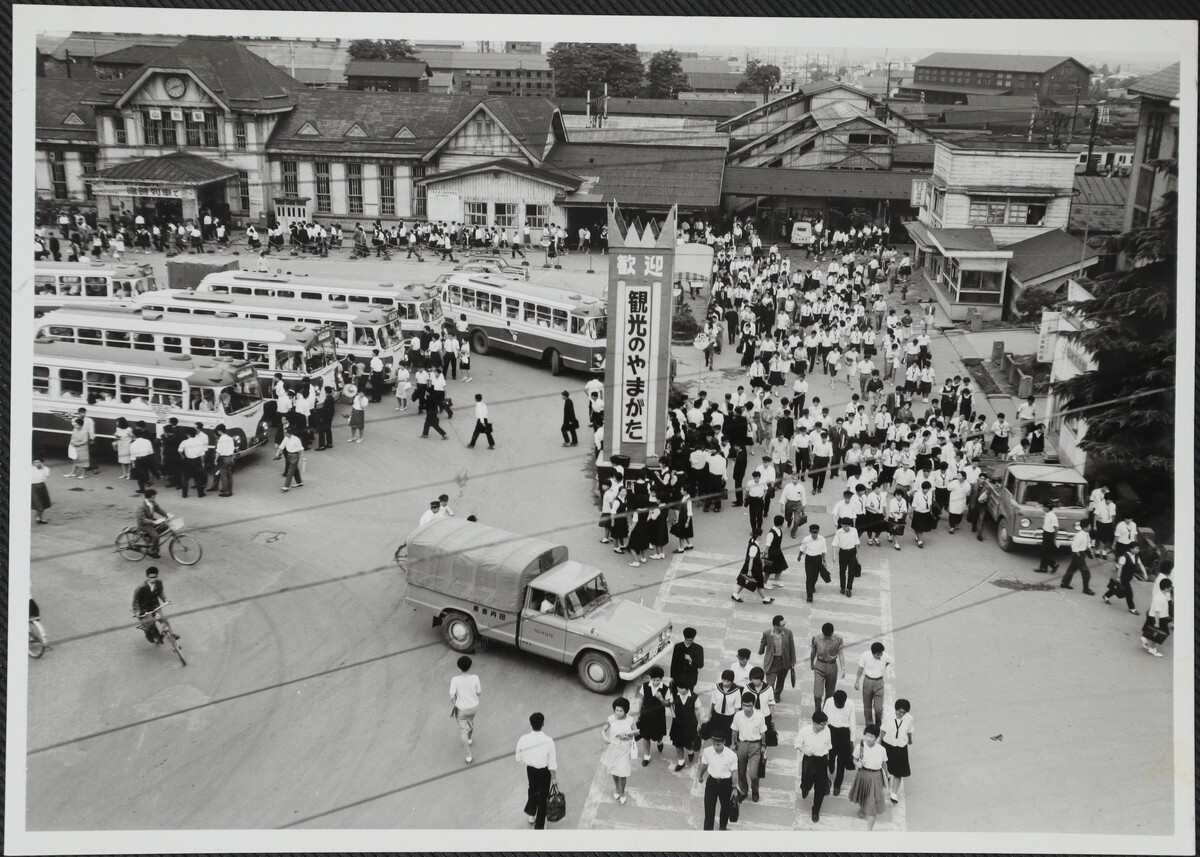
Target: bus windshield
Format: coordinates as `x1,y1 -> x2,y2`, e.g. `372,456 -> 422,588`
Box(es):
221,377 -> 262,415
421,299 -> 442,323
588,317 -> 607,341
275,347 -> 306,373
379,318 -> 402,348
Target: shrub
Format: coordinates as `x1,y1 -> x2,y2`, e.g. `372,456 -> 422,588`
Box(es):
671,302 -> 700,341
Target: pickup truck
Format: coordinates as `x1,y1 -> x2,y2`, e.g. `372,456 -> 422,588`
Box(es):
401,518 -> 673,693
977,459 -> 1089,551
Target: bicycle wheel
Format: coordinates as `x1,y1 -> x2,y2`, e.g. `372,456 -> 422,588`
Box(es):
115,531 -> 146,562
29,628 -> 46,659
168,534 -> 203,566
163,623 -> 187,666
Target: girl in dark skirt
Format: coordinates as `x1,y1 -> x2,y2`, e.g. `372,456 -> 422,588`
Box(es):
609,486 -> 630,554
635,666 -> 671,765
668,679 -> 702,770
648,502 -> 670,560
763,514 -> 789,589
910,482 -> 936,548
670,489 -> 695,552
626,505 -> 651,567
730,536 -> 775,604
740,328 -> 757,367
881,699 -> 913,804
31,460 -> 52,524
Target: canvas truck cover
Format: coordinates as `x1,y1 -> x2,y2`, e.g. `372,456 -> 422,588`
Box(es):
676,243 -> 714,283
167,255 -> 242,291
404,518 -> 570,614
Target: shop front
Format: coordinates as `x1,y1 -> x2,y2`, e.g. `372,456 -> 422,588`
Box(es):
86,152 -> 237,229
905,221 -> 1013,321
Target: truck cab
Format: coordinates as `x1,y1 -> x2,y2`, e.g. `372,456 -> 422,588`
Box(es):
402,519 -> 672,693
979,461 -> 1089,551
790,222 -> 815,247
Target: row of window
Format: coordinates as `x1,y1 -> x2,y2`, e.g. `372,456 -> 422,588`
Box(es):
48,150 -> 97,201
114,114 -> 247,150
915,68 -> 1032,89
967,196 -> 1047,227
463,202 -> 550,228
281,161 -> 427,217
34,365 -> 185,406
448,285 -> 580,332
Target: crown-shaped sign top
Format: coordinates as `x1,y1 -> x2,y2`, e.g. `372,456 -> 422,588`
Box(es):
607,203 -> 677,250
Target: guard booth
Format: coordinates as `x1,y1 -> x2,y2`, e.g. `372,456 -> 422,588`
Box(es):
675,243 -> 714,303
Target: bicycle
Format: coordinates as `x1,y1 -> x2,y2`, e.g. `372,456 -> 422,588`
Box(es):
29,618 -> 48,658
136,601 -> 186,666
115,516 -> 203,566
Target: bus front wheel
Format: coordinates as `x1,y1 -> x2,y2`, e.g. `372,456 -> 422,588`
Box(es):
548,349 -> 564,376
471,329 -> 490,355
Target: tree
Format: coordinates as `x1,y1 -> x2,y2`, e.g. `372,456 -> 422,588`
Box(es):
1051,189 -> 1176,495
1014,285 -> 1065,322
347,40 -> 417,61
546,42 -> 644,98
644,49 -> 691,99
737,59 -> 781,100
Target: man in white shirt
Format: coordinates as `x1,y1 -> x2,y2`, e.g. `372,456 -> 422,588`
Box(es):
731,693 -> 768,802
854,642 -> 894,727
130,431 -> 156,494
729,648 -> 754,686
178,429 -> 209,498
449,655 -> 482,764
467,393 -> 495,450
830,519 -> 862,598
794,710 -> 833,823
780,472 -> 807,538
1059,520 -> 1096,594
418,499 -> 442,527
822,690 -> 856,795
798,524 -> 830,603
698,731 -> 737,830
277,427 -> 305,491
214,424 -> 236,497
514,712 -> 557,828
369,350 -> 386,403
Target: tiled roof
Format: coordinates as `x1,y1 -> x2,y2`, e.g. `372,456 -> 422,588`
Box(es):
565,127 -> 732,147
36,77 -> 105,142
893,143 -> 935,165
344,60 -> 431,79
1070,176 -> 1130,233
915,52 -> 1083,74
687,71 -> 747,91
94,44 -> 169,65
930,227 -> 998,252
88,152 -> 239,185
545,142 -> 726,208
1006,229 -> 1096,281
722,166 -> 928,200
553,96 -> 754,119
1126,63 -> 1180,100
417,157 -> 581,190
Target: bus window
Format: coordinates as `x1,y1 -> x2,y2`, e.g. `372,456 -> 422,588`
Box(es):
276,348 -> 303,372
376,326 -> 390,349
426,300 -> 443,323
354,326 -> 375,346
85,276 -> 110,298
191,337 -> 217,356
302,292 -> 322,300
219,339 -> 246,360
447,285 -> 462,304
105,330 -> 132,348
59,368 -> 84,398
114,280 -> 134,299
506,298 -> 520,320
119,374 -> 150,405
86,370 -> 118,404
134,277 -> 152,295
276,290 -> 295,299
151,378 -> 183,409
588,317 -> 607,340
60,276 -> 83,296
222,376 -> 261,414
331,294 -> 348,302
46,325 -> 74,341
248,313 -> 269,320
461,287 -> 476,308
193,309 -> 217,316
133,333 -> 155,351
163,336 -> 183,354
305,346 -> 330,373
231,287 -> 253,295
35,276 -> 56,295
348,294 -> 370,303
371,296 -> 394,307
79,328 -> 103,346
191,388 -> 218,412
570,316 -> 587,335
552,309 -> 568,331
246,342 -> 269,367
33,366 -> 49,394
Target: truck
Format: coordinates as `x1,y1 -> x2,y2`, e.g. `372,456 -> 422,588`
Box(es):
790,222 -> 816,247
976,459 -> 1089,552
166,255 -> 242,291
401,518 -> 673,693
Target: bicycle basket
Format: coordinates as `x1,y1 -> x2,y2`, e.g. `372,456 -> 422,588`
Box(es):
168,518 -> 185,532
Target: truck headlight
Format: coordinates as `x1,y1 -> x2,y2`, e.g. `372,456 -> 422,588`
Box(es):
1020,518 -> 1032,528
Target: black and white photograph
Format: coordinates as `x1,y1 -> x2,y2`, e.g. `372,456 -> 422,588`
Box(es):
6,5 -> 1195,854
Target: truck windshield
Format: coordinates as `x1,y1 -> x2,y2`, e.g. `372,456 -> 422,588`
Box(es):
567,576 -> 610,616
1017,481 -> 1087,508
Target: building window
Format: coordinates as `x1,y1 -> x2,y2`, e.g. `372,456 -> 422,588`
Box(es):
235,119 -> 248,150
282,160 -> 299,196
50,150 -> 68,200
115,117 -> 128,145
82,151 -> 97,200
141,110 -> 176,146
411,164 -> 427,217
346,163 -> 363,214
969,197 -> 1010,225
1144,111 -> 1165,162
379,163 -> 396,216
314,162 -> 331,213
494,202 -> 517,228
238,170 -> 250,212
524,203 -> 549,228
464,201 -> 488,225
185,112 -> 205,148
204,112 -> 219,147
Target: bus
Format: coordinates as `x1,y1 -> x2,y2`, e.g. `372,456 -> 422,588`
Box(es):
33,340 -> 267,457
437,273 -> 607,375
135,290 -> 405,378
188,270 -> 443,334
30,261 -> 161,317
36,306 -> 342,396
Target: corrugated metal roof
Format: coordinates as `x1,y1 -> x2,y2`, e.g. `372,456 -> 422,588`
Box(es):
915,52 -> 1083,74
344,60 -> 431,79
687,72 -> 746,91
545,142 -> 726,208
88,152 -> 239,185
893,143 -> 935,165
680,58 -> 734,75
1069,175 -> 1129,233
1073,175 -> 1130,208
1006,229 -> 1095,281
1126,63 -> 1180,100
565,126 -> 731,148
722,166 -> 928,200
553,96 -> 753,119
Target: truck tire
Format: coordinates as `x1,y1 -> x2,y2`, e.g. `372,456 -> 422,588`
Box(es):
441,612 -> 479,652
548,348 -> 564,376
471,329 -> 490,355
576,651 -> 619,694
996,518 -> 1014,552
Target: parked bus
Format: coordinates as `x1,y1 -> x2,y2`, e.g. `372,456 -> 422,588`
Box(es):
30,261 -> 161,317
33,340 -> 267,457
136,290 -> 405,377
188,270 -> 443,334
36,306 -> 342,396
437,273 -> 607,375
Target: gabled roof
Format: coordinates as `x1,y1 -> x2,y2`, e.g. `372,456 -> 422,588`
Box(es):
915,52 -> 1085,74
87,152 -> 239,185
679,58 -> 734,75
36,77 -> 105,142
722,166 -> 928,200
1126,63 -> 1180,101
1006,229 -> 1097,282
1072,174 -> 1130,208
545,142 -> 726,209
344,59 -> 432,79
94,44 -> 170,66
85,36 -> 305,114
930,227 -> 999,252
416,158 -> 581,191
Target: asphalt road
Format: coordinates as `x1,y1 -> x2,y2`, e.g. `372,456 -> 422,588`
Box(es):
22,245 -> 1177,835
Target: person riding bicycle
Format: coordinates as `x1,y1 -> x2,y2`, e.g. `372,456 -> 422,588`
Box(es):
132,567 -> 177,644
136,488 -> 170,559
30,597 -> 47,646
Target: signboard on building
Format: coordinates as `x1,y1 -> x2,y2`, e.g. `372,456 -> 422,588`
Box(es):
602,203 -> 675,470
1036,310 -> 1060,363
91,185 -> 197,200
910,179 -> 929,208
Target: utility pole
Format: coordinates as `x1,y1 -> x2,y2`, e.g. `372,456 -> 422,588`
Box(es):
1084,106 -> 1099,175
1067,84 -> 1080,146
885,62 -> 892,109
1027,94 -> 1039,143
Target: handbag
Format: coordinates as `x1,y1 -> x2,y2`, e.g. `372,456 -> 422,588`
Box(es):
1107,577 -> 1126,598
1141,617 -> 1169,644
764,724 -> 779,747
545,785 -> 566,824
728,791 -> 741,823
890,519 -> 906,536
67,444 -> 78,461
699,719 -> 713,740
795,513 -> 809,528
758,753 -> 768,780
736,572 -> 759,593
819,561 -> 832,584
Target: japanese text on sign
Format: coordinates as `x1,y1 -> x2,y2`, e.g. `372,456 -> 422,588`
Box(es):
620,285 -> 651,443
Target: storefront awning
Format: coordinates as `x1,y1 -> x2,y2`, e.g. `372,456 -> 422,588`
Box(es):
904,221 -> 1011,259
86,152 -> 239,187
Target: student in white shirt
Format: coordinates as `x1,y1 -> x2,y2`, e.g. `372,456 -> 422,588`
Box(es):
880,698 -> 914,803
823,690 -> 857,795
794,710 -> 833,823
698,732 -> 737,830
449,655 -> 482,764
514,712 -> 557,827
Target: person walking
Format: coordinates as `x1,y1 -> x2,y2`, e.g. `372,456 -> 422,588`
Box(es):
832,518 -> 862,597
762,515 -> 789,588
214,424 -> 236,497
823,690 -> 856,796
276,426 -> 305,492
731,692 -> 768,803
668,679 -> 702,770
65,418 -> 90,479
1113,511 -> 1139,561
670,627 -> 704,690
514,712 -> 557,828
880,698 -> 913,804
347,387 -> 368,443
1059,521 -> 1097,594
669,487 -> 695,552
781,471 -> 807,538
467,393 -> 495,449
1142,577 -> 1173,658
600,697 -> 637,804
796,710 -> 833,823
449,655 -> 481,764
886,488 -> 909,551
114,417 -> 134,480
32,459 -> 52,524
731,536 -> 775,604
129,430 -> 155,494
635,666 -> 670,766
1103,544 -> 1146,614
798,523 -> 831,603
707,670 -> 743,739
561,391 -> 580,446
810,622 -> 845,712
855,642 -> 894,727
758,614 -> 796,701
1033,500 -> 1061,573
849,724 -> 890,830
910,481 -> 935,549
697,731 -> 737,830
421,397 -> 449,440
177,428 -> 208,497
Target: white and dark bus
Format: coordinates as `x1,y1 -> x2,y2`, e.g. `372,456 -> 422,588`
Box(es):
30,261 -> 161,316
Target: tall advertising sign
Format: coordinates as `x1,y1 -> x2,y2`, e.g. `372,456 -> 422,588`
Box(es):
602,203 -> 676,471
